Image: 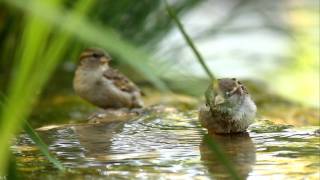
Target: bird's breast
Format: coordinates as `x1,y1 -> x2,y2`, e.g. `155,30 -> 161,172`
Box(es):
74,69 -> 102,95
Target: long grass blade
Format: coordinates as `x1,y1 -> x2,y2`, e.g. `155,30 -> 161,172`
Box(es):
0,0 -> 93,174
165,1 -> 239,179
7,153 -> 20,180
4,0 -> 169,91
0,0 -> 169,175
24,121 -> 65,171
204,134 -> 241,180
164,0 -> 216,82
0,93 -> 65,171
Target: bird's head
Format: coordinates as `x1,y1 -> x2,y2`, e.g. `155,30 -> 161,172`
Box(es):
205,78 -> 248,108
78,48 -> 112,69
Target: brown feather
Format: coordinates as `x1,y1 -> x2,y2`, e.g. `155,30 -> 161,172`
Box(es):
103,68 -> 141,94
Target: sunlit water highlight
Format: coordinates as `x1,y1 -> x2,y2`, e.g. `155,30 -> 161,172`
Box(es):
12,109 -> 320,179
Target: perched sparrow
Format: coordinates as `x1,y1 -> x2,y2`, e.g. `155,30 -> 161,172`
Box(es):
199,78 -> 257,134
73,48 -> 144,109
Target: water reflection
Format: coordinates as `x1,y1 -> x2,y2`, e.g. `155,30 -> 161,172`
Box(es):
73,122 -> 125,158
13,108 -> 320,179
200,133 -> 256,179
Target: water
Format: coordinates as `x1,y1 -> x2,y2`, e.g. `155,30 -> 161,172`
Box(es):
13,108 -> 320,179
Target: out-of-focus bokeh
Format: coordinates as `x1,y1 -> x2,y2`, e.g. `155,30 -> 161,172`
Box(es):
160,0 -> 319,107
0,0 -> 319,179
1,0 -> 318,107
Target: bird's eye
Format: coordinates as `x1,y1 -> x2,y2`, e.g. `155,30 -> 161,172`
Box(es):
231,78 -> 236,81
226,91 -> 230,96
92,53 -> 100,58
241,85 -> 246,91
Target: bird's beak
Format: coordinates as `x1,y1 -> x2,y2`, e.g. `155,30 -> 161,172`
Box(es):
214,94 -> 225,105
230,83 -> 243,95
235,83 -> 244,95
100,57 -> 110,64
238,85 -> 244,95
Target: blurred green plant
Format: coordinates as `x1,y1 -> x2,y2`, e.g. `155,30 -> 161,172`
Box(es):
0,0 -> 202,176
0,0 -> 236,177
0,0 -> 277,178
24,121 -> 65,170
165,0 -> 215,81
204,134 -> 241,180
165,1 -> 240,179
0,91 -> 65,173
0,0 -> 95,175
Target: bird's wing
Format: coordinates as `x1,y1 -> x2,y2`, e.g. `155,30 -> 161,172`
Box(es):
103,68 -> 141,94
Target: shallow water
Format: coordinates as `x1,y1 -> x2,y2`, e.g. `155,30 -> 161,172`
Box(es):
13,108 -> 320,179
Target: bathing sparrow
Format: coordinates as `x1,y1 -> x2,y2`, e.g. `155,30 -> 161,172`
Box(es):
199,78 -> 256,134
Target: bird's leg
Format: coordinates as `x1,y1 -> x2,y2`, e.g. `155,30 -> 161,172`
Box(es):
87,109 -> 108,120
130,108 -> 144,115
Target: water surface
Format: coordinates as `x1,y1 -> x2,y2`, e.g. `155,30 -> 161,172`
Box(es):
13,108 -> 320,179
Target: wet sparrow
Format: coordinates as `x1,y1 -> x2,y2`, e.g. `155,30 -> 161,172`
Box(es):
73,48 -> 144,109
199,78 -> 256,134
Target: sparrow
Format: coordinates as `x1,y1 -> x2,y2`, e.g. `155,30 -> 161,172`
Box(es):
199,78 -> 257,134
73,48 -> 144,109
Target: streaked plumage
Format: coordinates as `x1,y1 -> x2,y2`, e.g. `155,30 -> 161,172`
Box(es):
199,78 -> 256,134
73,48 -> 143,109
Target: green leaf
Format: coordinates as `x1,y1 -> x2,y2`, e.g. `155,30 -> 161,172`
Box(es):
205,83 -> 214,107
7,153 -> 20,180
23,121 -> 65,171
164,0 -> 216,82
204,134 -> 241,180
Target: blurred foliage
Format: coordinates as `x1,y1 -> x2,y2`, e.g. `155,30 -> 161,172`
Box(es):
0,0 -> 203,175
203,134 -> 241,180
91,0 -> 200,46
24,121 -> 65,170
0,0 -> 202,93
165,0 -> 215,81
262,5 -> 319,107
0,0 -> 97,174
0,0 -> 318,177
